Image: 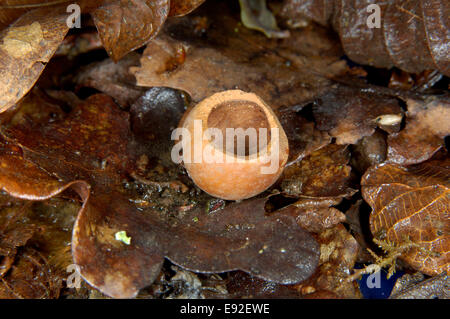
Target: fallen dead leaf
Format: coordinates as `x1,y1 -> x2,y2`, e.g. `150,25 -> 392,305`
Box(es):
131,1 -> 346,109
278,108 -> 331,165
313,85 -> 403,145
387,96 -> 450,165
294,224 -> 362,299
91,0 -> 169,62
362,157 -> 450,275
75,52 -> 145,108
280,0 -> 449,76
169,0 -> 205,17
0,6 -> 69,113
389,272 -> 449,299
281,144 -> 357,198
0,91 -> 320,298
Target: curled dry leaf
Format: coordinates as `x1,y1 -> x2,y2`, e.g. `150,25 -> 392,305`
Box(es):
131,1 -> 347,108
313,85 -> 403,145
0,1 -> 106,28
168,0 -> 205,17
92,0 -> 169,62
0,91 -> 320,298
362,158 -> 450,275
387,97 -> 450,165
281,0 -> 450,76
0,6 -> 69,113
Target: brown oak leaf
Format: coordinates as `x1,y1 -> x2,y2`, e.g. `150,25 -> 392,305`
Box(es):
0,91 -> 320,298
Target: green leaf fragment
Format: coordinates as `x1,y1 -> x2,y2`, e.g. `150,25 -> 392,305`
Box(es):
115,231 -> 131,245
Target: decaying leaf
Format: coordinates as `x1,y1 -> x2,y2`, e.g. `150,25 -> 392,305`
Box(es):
313,85 -> 403,145
362,158 -> 450,275
295,224 -> 362,299
0,191 -> 80,298
0,0 -> 72,28
0,90 -> 320,298
0,247 -> 62,298
75,52 -> 146,108
239,0 -> 290,38
91,0 -> 170,62
168,0 -> 205,17
278,108 -> 331,165
131,1 -> 347,108
350,131 -> 387,174
387,97 -> 450,165
281,144 -> 357,198
226,271 -> 302,299
389,272 -> 449,299
0,199 -> 34,262
278,197 -> 346,233
280,0 -> 450,76
0,6 -> 70,113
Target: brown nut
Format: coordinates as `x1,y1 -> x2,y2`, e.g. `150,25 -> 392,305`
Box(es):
175,90 -> 289,200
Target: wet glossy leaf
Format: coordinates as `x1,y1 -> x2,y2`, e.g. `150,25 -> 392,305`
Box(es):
362,158 -> 450,275
313,85 -> 403,145
0,91 -> 320,298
